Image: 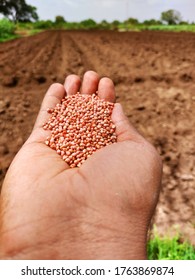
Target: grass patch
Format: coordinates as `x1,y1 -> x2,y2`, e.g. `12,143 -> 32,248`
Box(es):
118,24 -> 195,32
0,18 -> 17,42
147,234 -> 195,260
29,29 -> 44,35
0,21 -> 43,42
15,22 -> 43,37
0,34 -> 19,42
141,24 -> 195,32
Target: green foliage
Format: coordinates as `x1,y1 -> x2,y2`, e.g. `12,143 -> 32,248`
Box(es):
55,15 -> 66,28
62,21 -> 78,30
179,21 -> 189,25
125,17 -> 139,25
0,0 -> 38,22
148,234 -> 195,260
99,20 -> 109,30
33,20 -> 54,29
16,21 -> 33,30
0,18 -> 16,41
80,19 -> 97,29
142,24 -> 195,32
118,22 -> 140,31
161,9 -> 182,25
143,19 -> 162,25
55,15 -> 66,24
111,20 -> 121,30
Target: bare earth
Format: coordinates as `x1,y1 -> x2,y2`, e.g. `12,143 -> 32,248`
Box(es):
0,30 -> 195,244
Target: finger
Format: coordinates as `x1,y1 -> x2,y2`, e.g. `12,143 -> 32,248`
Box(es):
81,70 -> 100,94
64,74 -> 81,96
27,83 -> 65,143
112,103 -> 145,143
98,77 -> 115,102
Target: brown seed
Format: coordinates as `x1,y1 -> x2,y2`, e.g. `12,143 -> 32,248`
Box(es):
43,92 -> 117,168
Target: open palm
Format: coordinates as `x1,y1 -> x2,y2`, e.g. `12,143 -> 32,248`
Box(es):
0,71 -> 162,260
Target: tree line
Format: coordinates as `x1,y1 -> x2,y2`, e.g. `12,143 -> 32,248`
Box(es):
0,0 -> 193,26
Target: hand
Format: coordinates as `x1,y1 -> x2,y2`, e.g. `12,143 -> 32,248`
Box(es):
0,71 -> 162,260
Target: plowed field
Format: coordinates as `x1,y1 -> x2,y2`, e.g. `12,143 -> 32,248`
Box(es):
0,30 -> 195,243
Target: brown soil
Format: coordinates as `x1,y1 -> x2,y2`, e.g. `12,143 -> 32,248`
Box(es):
0,30 -> 195,243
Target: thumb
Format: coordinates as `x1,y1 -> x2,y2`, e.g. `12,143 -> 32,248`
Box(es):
112,103 -> 145,142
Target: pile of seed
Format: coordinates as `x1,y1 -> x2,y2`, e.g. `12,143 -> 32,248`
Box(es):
43,93 -> 117,168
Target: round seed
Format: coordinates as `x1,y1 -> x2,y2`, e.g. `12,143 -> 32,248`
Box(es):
43,92 -> 117,168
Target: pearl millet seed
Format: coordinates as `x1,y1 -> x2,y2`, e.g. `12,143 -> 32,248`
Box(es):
43,92 -> 117,168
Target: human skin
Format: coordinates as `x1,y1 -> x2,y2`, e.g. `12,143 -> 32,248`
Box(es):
0,71 -> 162,260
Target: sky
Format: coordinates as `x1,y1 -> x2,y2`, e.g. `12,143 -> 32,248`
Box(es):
5,0 -> 195,22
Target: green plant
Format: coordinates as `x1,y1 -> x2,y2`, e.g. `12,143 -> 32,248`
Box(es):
0,0 -> 38,22
16,21 -> 34,30
143,19 -> 162,25
33,20 -> 54,29
0,18 -> 16,40
55,15 -> 66,25
147,234 -> 195,260
161,9 -> 182,25
141,25 -> 195,32
80,19 -> 97,29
